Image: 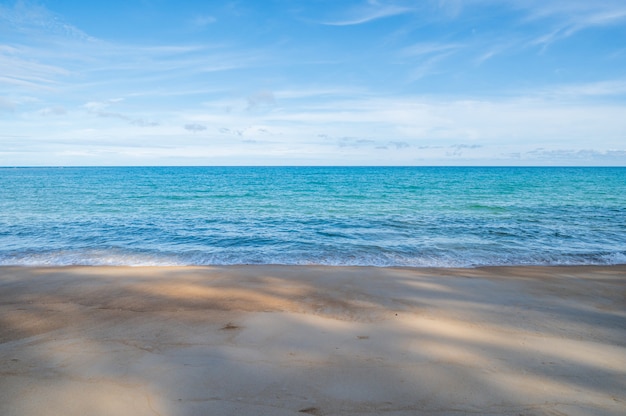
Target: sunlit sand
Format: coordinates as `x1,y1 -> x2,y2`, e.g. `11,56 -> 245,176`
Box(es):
1,265 -> 624,415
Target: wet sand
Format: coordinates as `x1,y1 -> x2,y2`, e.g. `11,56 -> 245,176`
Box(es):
1,265 -> 625,416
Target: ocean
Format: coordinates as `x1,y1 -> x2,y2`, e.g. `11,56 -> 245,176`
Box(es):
0,166 -> 624,267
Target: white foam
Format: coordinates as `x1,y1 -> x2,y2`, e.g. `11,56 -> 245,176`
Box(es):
1,249 -> 625,268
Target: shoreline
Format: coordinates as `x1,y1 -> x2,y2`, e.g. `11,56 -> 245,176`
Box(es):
2,262 -> 626,270
1,265 -> 625,415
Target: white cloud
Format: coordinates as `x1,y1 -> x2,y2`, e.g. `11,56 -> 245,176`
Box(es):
434,0 -> 465,18
447,144 -> 482,157
337,137 -> 376,148
184,123 -> 207,133
275,87 -> 365,100
83,99 -> 158,127
184,92 -> 626,159
389,141 -> 410,149
1,0 -> 625,166
192,15 -> 217,27
39,105 -> 66,116
522,148 -> 626,163
0,97 -> 16,111
247,90 -> 276,111
535,79 -> 626,99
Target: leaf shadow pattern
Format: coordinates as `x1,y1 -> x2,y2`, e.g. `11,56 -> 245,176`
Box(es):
0,265 -> 625,416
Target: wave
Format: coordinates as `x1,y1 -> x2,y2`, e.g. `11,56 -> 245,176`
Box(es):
1,248 -> 625,268
2,167 -> 625,268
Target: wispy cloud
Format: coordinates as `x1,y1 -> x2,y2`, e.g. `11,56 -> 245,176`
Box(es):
0,46 -> 71,91
522,0 -> 626,24
401,42 -> 462,57
2,2 -> 265,101
473,41 -> 517,66
322,0 -> 414,26
2,0 -> 625,166
84,99 -> 159,127
398,42 -> 464,81
521,1 -> 626,47
0,0 -> 94,41
407,52 -> 455,81
409,1 -> 626,51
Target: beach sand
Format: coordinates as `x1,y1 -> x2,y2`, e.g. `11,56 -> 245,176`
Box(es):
0,265 -> 624,416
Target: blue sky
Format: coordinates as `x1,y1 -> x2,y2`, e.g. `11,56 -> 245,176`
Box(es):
1,0 -> 626,166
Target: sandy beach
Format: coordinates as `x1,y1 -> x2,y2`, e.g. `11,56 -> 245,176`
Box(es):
0,265 -> 624,416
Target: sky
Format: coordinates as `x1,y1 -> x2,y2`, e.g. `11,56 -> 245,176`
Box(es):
1,0 -> 626,166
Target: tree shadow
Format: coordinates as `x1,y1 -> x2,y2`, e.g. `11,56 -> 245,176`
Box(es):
0,265 -> 625,415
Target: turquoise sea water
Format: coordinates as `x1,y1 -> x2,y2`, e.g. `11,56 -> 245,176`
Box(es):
0,166 -> 624,267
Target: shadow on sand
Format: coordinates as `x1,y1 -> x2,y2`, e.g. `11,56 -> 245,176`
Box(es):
0,265 -> 625,416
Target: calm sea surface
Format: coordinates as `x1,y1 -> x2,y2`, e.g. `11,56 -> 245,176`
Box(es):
0,166 -> 624,267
